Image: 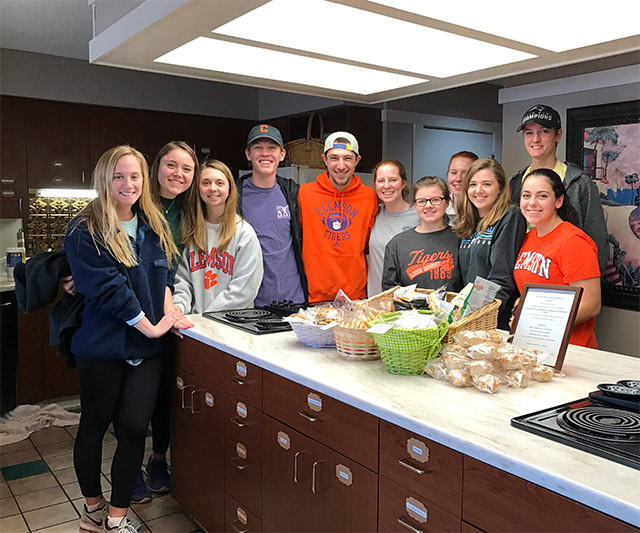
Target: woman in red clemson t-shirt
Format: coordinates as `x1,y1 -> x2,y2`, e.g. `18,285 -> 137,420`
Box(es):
514,168 -> 601,348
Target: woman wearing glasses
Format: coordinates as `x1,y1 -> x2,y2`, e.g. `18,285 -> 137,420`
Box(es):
454,159 -> 526,329
382,176 -> 462,291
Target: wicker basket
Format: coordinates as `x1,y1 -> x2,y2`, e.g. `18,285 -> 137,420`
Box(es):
364,286 -> 397,313
333,326 -> 380,361
285,112 -> 325,168
370,311 -> 449,375
291,322 -> 336,348
414,289 -> 500,344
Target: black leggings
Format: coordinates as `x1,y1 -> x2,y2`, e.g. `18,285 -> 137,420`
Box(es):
74,356 -> 162,508
150,350 -> 174,456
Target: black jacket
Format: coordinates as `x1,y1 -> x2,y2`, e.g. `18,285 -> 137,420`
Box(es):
236,174 -> 308,301
14,249 -> 83,367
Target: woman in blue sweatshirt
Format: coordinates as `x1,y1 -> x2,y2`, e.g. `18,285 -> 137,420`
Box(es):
454,158 -> 526,329
64,146 -> 192,533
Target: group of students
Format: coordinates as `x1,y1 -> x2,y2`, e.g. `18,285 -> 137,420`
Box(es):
63,103 -> 606,532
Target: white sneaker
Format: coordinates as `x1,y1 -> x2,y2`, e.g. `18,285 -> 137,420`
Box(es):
79,501 -> 108,532
103,516 -> 140,533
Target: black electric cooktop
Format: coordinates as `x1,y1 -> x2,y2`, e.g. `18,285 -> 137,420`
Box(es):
203,309 -> 291,335
511,393 -> 640,470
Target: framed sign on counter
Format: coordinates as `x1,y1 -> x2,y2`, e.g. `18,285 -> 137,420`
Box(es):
510,284 -> 583,371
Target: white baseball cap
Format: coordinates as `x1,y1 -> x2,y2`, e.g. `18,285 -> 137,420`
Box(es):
323,132 -> 359,156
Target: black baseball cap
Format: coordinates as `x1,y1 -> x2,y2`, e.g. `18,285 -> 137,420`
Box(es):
516,104 -> 562,132
247,124 -> 284,148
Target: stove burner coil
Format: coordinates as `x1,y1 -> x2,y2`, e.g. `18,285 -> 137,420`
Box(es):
558,406 -> 640,441
224,309 -> 272,323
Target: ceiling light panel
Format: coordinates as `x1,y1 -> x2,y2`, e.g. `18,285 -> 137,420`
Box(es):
155,37 -> 427,95
373,0 -> 640,52
212,0 -> 535,78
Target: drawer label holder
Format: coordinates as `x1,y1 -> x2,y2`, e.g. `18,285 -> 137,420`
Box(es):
236,401 -> 248,419
307,392 -> 323,412
406,497 -> 428,524
277,431 -> 291,450
236,507 -> 248,526
236,442 -> 248,460
407,437 -> 429,463
335,464 -> 353,486
236,361 -> 248,378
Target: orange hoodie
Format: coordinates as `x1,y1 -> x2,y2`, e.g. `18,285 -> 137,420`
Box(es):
299,171 -> 378,302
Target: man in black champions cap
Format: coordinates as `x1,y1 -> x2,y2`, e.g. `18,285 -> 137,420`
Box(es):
509,104 -> 608,272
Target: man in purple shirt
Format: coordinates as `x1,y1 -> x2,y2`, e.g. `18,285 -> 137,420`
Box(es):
235,124 -> 307,307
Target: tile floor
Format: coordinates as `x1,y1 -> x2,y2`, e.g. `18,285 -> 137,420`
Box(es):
0,403 -> 201,533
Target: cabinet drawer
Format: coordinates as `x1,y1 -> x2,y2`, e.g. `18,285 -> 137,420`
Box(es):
463,456 -> 638,532
379,475 -> 461,533
225,492 -> 262,533
263,371 -> 379,471
380,420 -> 462,516
224,391 -> 263,451
225,437 -> 262,517
224,355 -> 262,408
176,336 -> 224,388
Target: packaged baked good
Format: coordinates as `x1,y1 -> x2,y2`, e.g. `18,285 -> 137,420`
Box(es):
447,368 -> 473,387
498,346 -> 537,370
441,351 -> 469,371
531,365 -> 554,382
472,374 -> 501,393
424,358 -> 448,381
467,341 -> 498,361
467,359 -> 503,377
485,329 -> 509,344
453,330 -> 490,348
504,369 -> 531,388
450,283 -> 473,321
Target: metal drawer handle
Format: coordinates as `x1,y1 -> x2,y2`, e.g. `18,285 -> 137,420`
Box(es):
230,519 -> 249,533
398,458 -> 426,475
230,416 -> 248,428
191,389 -> 206,414
231,376 -> 247,385
0,301 -> 14,307
298,410 -> 319,423
231,456 -> 250,470
293,451 -> 304,483
178,384 -> 193,410
311,461 -> 322,494
397,517 -> 424,533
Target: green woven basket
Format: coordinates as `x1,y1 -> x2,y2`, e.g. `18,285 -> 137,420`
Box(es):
370,311 -> 449,375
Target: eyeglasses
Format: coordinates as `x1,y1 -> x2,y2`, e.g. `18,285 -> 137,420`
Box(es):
414,197 -> 445,207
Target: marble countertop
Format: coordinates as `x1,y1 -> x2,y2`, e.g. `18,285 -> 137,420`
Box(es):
182,314 -> 640,527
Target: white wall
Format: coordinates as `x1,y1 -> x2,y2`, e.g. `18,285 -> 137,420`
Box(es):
499,67 -> 640,357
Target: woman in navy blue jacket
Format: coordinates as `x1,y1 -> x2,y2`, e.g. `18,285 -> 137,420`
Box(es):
64,146 -> 192,533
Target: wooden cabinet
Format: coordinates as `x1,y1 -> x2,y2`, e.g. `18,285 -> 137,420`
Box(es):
171,336 -> 225,532
462,456 -> 638,533
379,420 -> 463,517
0,96 -> 28,219
17,306 -> 80,404
262,414 -> 378,533
25,99 -> 91,188
262,371 -> 379,472
223,355 -> 264,519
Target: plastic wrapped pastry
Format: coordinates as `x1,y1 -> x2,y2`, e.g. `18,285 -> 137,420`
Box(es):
447,368 -> 473,387
531,365 -> 554,382
504,369 -> 531,388
472,374 -> 501,393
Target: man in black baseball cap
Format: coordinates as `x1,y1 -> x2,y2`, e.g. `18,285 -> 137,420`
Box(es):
509,104 -> 608,272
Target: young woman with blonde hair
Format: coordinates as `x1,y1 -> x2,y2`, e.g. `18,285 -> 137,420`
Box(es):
173,160 -> 264,313
454,158 -> 526,329
132,141 -> 198,503
64,146 -> 192,533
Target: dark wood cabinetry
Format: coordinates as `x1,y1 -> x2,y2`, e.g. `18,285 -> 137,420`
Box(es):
262,414 -> 378,533
462,456 -> 638,533
25,99 -> 91,188
0,96 -> 28,219
171,337 -> 225,532
17,306 -> 80,404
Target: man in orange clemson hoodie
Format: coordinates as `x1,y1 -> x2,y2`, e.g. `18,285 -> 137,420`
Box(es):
298,132 -> 378,303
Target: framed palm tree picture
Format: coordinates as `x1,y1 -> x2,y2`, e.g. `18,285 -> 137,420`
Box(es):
566,100 -> 640,311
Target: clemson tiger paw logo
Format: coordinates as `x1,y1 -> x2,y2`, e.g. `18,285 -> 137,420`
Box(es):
204,271 -> 218,289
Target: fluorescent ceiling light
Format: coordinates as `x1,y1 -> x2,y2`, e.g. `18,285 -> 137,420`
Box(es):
373,0 -> 640,52
155,37 -> 427,95
34,189 -> 97,198
213,0 -> 535,78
